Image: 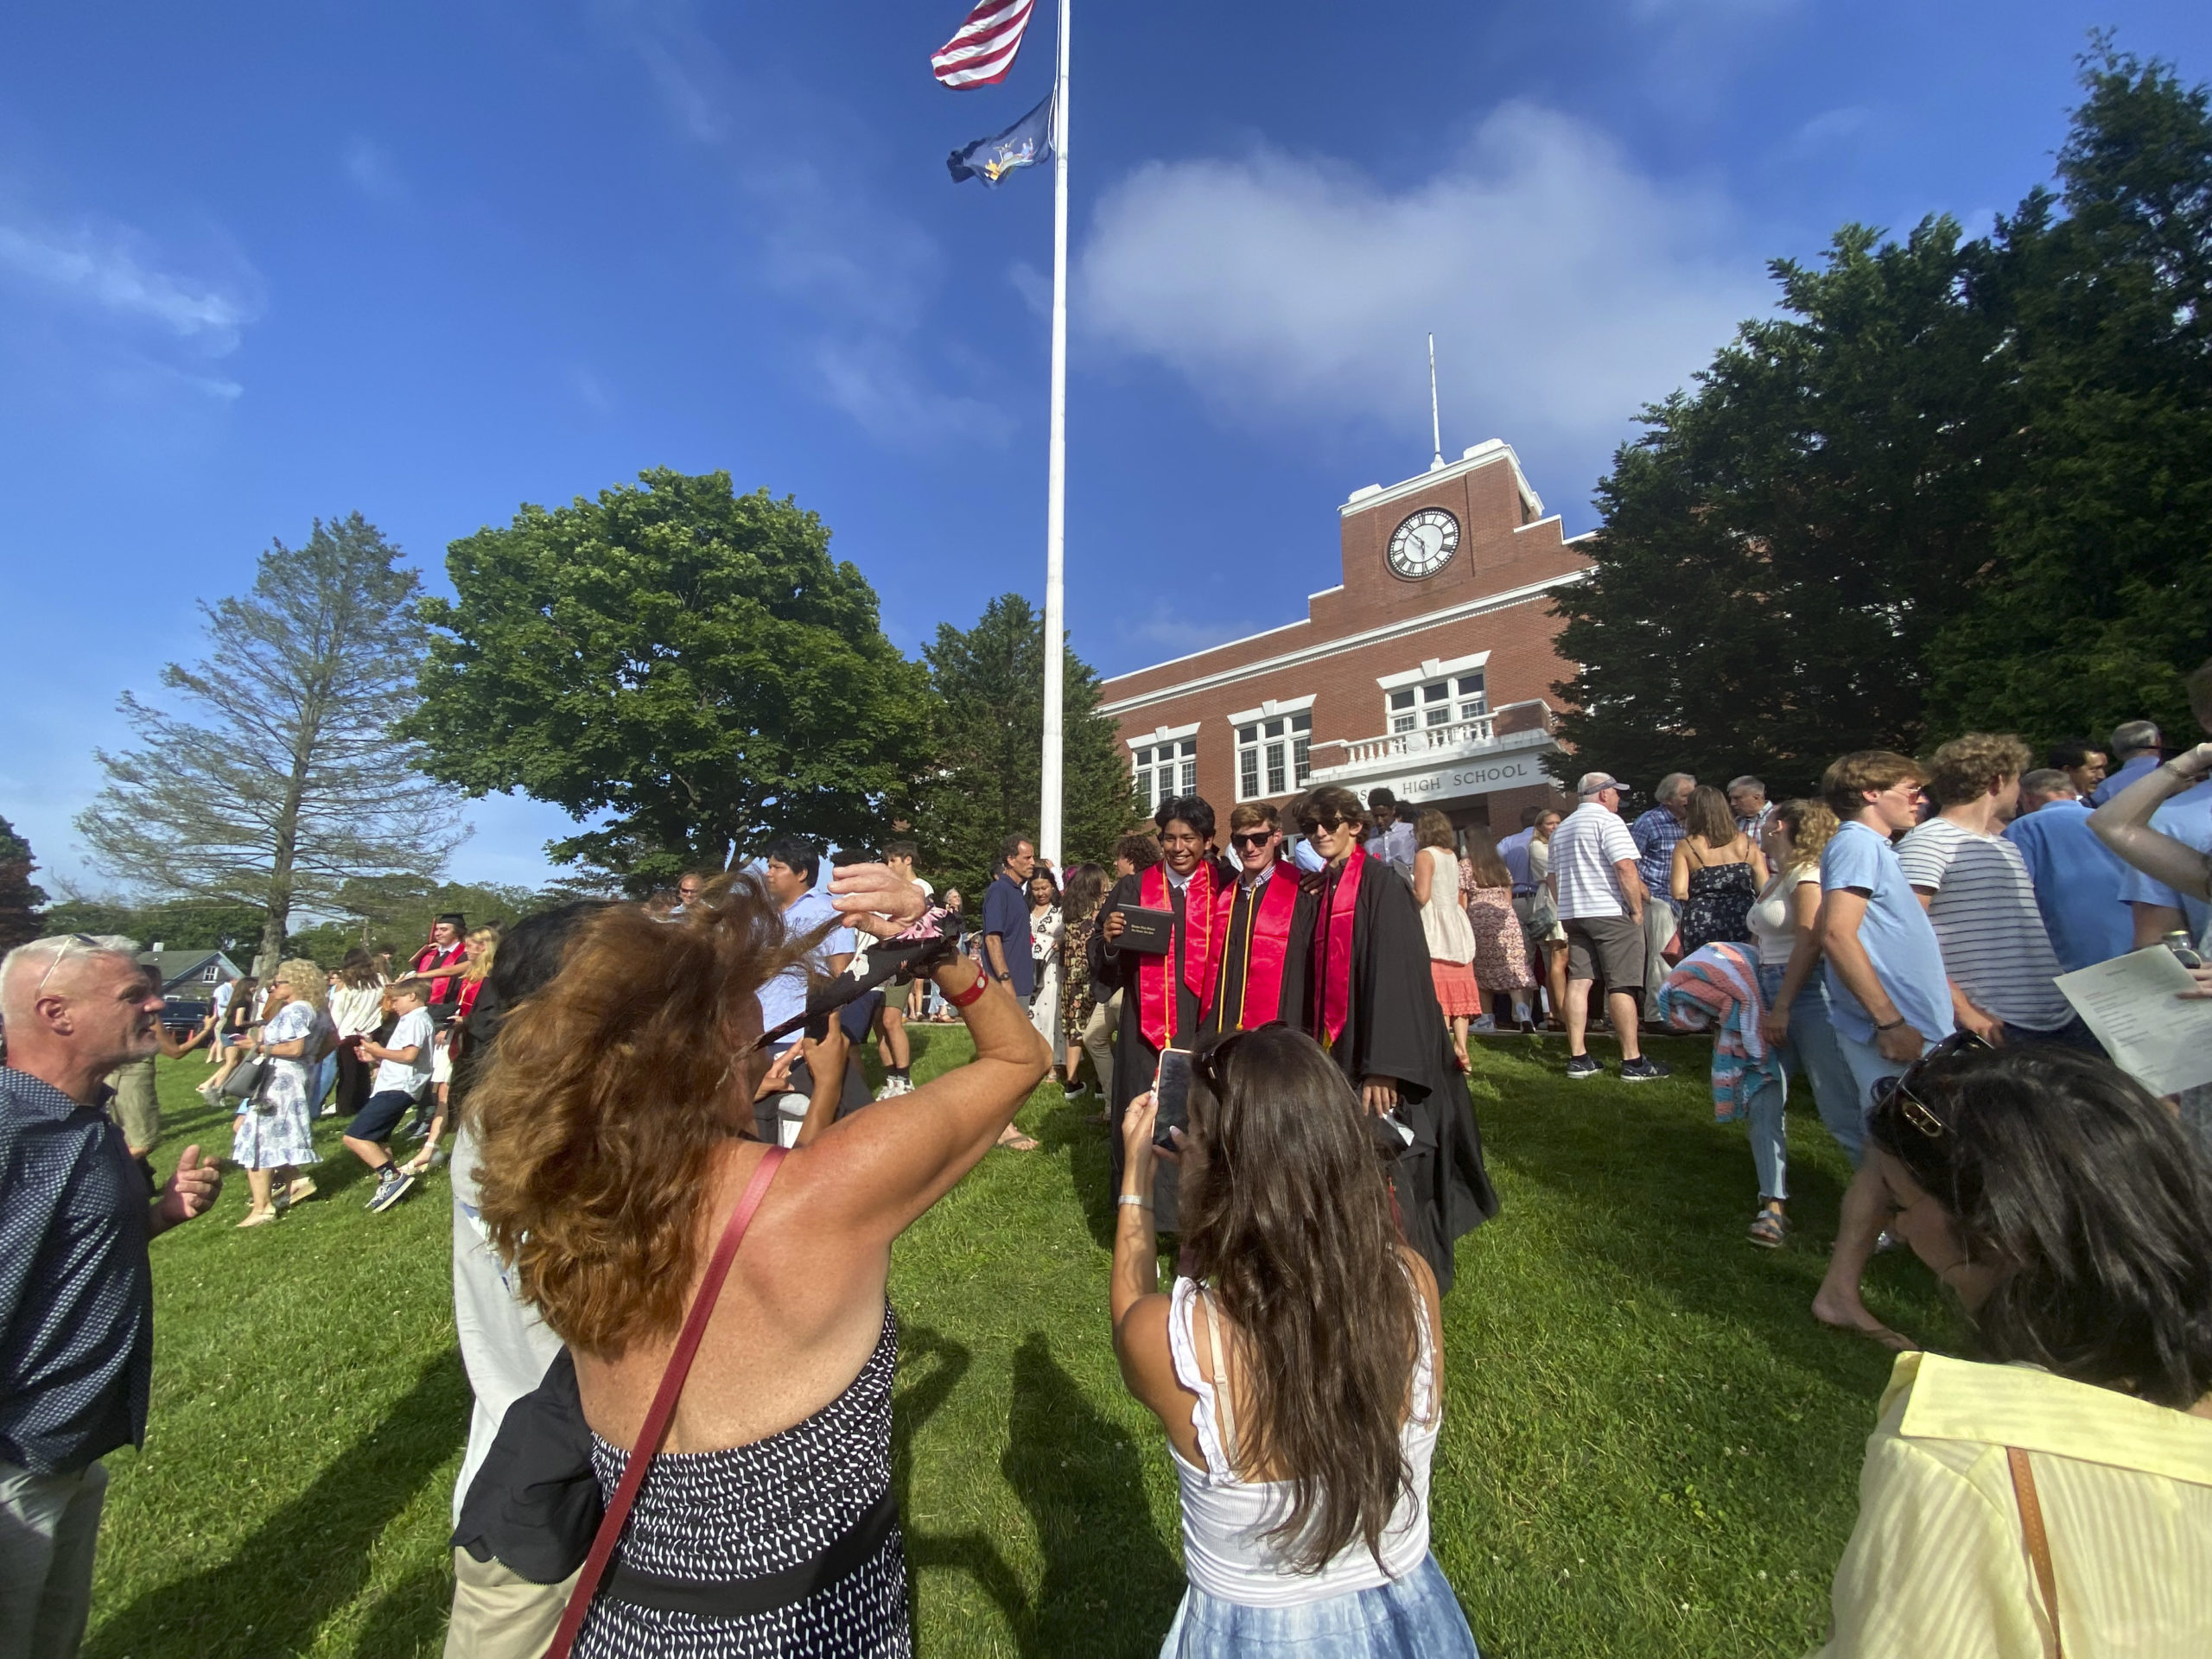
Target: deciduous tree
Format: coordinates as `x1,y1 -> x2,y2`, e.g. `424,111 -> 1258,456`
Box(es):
0,815 -> 48,953
407,470 -> 933,891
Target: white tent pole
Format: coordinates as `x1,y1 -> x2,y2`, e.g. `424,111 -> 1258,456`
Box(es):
1039,0 -> 1071,867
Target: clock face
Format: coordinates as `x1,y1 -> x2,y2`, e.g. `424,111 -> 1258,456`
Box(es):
1387,509 -> 1459,579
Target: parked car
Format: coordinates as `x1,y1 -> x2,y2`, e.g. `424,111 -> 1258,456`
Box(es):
162,995 -> 213,1035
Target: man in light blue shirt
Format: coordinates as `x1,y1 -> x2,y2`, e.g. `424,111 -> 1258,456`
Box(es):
2004,776 -> 2135,971
2117,777 -> 2212,946
1496,806 -> 1541,897
757,837 -> 855,1137
2088,719 -> 2164,805
1812,749 -> 1955,1354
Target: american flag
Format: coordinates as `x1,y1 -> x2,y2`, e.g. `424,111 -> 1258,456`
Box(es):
930,0 -> 1035,89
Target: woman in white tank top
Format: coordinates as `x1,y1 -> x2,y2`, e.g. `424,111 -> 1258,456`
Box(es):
1109,1027 -> 1480,1657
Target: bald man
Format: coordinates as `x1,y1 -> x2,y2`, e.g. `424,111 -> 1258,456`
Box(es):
0,936 -> 222,1658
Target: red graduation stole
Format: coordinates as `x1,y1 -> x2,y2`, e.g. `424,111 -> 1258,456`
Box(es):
1135,861 -> 1218,1052
1204,862 -> 1302,1032
1311,845 -> 1366,1046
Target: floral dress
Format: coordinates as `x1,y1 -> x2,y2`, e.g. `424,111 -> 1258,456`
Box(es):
1466,886 -> 1535,991
1061,912 -> 1100,1051
231,999 -> 326,1171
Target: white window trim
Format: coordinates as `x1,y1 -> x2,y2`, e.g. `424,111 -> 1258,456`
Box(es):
1376,650 -> 1490,691
1126,720 -> 1201,753
1223,693 -> 1316,728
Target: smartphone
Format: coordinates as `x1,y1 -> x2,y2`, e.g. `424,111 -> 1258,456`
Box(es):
1153,1049 -> 1192,1149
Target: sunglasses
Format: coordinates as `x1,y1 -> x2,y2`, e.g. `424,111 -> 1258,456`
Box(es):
1876,1030 -> 1990,1136
1230,830 -> 1277,851
33,934 -> 102,999
1302,819 -> 1348,839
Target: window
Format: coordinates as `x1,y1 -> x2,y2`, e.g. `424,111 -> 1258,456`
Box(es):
200,963 -> 221,982
1388,671 -> 1486,734
1133,738 -> 1198,810
1236,712 -> 1313,801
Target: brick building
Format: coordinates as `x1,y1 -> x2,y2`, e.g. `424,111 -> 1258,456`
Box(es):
1098,440 -> 1591,844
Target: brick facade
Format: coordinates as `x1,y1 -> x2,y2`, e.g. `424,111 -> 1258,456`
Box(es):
1100,442 -> 1589,842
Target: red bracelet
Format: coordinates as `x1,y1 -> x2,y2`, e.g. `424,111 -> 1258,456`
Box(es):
944,971 -> 989,1009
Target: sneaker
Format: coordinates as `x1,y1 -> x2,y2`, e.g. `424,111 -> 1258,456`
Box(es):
1565,1053 -> 1603,1080
367,1168 -> 417,1213
1619,1057 -> 1673,1082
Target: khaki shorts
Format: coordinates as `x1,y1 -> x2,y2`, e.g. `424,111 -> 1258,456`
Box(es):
1563,914 -> 1644,991
105,1058 -> 159,1154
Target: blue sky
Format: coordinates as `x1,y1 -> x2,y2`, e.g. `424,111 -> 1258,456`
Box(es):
5,0 -> 2208,896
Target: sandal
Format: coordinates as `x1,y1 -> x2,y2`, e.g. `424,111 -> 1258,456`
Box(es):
994,1127 -> 1040,1152
1747,1205 -> 1788,1249
1815,1311 -> 1918,1354
236,1207 -> 279,1229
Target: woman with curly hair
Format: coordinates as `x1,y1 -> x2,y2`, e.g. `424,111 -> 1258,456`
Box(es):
230,958 -> 331,1227
470,865 -> 1046,1655
1111,1025 -> 1478,1656
1815,1041 -> 2212,1655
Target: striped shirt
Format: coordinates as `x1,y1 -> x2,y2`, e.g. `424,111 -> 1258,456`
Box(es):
1896,817 -> 2073,1032
1815,1351 -> 2212,1656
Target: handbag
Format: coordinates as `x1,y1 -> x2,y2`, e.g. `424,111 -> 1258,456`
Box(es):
219,1052 -> 271,1102
543,1145 -> 789,1659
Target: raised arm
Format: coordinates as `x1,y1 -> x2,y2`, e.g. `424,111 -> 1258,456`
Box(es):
782,955 -> 1049,1245
2089,742 -> 2212,901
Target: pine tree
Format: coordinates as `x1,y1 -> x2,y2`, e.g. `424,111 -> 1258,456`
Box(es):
0,815 -> 48,953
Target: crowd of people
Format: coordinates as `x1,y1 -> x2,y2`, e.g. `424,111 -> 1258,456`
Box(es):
4,693 -> 2212,1657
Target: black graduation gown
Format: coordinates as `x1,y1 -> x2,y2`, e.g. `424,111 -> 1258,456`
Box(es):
1201,864 -> 1314,1036
1090,859 -> 1232,1228
1302,859 -> 1501,1292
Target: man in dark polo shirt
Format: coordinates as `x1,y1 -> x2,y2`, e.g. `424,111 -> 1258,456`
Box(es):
0,935 -> 222,1657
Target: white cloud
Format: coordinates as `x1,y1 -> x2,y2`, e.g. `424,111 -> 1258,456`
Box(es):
1783,105 -> 1874,160
1077,103 -> 1768,453
812,337 -> 1007,449
342,136 -> 409,203
0,219 -> 256,351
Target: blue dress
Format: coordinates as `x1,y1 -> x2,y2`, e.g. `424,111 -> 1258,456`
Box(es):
230,1000 -> 323,1170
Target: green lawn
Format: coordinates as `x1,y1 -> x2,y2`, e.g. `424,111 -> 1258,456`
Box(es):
90,1033 -> 1962,1658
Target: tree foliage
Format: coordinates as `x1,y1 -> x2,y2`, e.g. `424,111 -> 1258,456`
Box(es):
0,815 -> 48,954
1556,47 -> 2212,795
39,893 -> 264,959
408,470 -> 934,893
77,515 -> 467,970
285,875 -> 552,967
918,594 -> 1138,898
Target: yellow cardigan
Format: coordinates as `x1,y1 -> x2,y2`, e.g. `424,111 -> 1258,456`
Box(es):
1815,1351 -> 2212,1656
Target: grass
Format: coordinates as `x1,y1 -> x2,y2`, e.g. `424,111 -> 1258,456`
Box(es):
88,1032 -> 1964,1659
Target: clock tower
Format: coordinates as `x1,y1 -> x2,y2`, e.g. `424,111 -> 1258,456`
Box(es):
1098,436 -> 1595,842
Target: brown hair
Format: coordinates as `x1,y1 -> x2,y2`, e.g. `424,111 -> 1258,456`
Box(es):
1063,862 -> 1109,925
1414,808 -> 1456,850
1295,785 -> 1369,835
1114,831 -> 1163,872
1462,835 -> 1511,890
1770,798 -> 1839,872
1181,1027 -> 1423,1572
1227,802 -> 1280,834
1821,750 -> 1923,823
337,947 -> 383,990
1925,733 -> 2034,808
468,871 -> 811,1355
1683,784 -> 1738,847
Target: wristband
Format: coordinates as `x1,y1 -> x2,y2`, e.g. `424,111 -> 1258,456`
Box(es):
1116,1194 -> 1153,1210
1874,1017 -> 1906,1033
944,971 -> 988,1010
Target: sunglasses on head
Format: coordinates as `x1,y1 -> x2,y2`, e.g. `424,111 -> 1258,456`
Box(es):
1876,1030 -> 1990,1137
1230,830 -> 1276,851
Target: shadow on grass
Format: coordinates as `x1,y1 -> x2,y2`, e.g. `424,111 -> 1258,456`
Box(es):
896,1325 -> 1182,1657
86,1348 -> 468,1659
1031,1099 -> 1119,1250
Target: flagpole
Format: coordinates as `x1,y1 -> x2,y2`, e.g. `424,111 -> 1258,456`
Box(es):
1039,0 -> 1071,868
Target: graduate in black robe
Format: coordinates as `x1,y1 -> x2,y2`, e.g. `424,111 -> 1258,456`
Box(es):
1089,797 -> 1232,1229
1201,802 -> 1313,1035
1294,785 -> 1500,1292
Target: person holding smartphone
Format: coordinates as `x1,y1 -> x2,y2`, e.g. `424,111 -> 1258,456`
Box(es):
1110,1027 -> 1478,1657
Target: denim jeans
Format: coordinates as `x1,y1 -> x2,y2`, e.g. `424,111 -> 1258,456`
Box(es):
1758,964 -> 1867,1165
1160,1554 -> 1478,1658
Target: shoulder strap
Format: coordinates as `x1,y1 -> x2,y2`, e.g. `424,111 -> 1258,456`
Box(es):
545,1145 -> 789,1659
2007,1446 -> 2063,1658
1200,1288 -> 1238,1474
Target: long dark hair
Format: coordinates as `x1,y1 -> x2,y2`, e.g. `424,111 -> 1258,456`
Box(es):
1868,1045 -> 2212,1409
1063,863 -> 1108,925
1179,1026 -> 1422,1571
338,947 -> 382,990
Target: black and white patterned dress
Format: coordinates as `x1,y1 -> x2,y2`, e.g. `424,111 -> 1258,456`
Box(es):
575,1307 -> 910,1657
